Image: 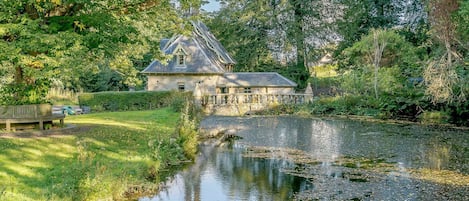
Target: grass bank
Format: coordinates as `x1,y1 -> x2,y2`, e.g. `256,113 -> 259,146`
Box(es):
0,108 -> 191,201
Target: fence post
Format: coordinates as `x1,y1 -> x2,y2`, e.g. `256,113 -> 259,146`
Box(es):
193,83 -> 203,107
305,82 -> 314,103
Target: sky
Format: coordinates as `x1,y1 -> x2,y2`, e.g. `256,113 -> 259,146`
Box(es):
201,0 -> 221,12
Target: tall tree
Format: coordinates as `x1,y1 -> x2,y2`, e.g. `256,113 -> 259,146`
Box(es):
455,1 -> 469,43
372,29 -> 388,99
0,0 -> 192,104
209,0 -> 337,88
340,29 -> 420,96
336,0 -> 426,52
424,0 -> 466,103
290,0 -> 306,68
208,0 -> 275,72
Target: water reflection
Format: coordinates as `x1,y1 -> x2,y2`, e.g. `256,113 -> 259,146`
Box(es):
143,116 -> 469,200
220,116 -> 468,173
426,139 -> 451,171
226,117 -> 342,162
141,145 -> 312,201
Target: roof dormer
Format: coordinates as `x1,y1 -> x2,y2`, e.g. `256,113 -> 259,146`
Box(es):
173,44 -> 188,67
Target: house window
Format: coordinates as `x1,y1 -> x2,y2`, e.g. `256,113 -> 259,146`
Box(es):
177,55 -> 185,66
220,87 -> 228,94
224,64 -> 233,72
178,82 -> 185,92
244,87 -> 251,93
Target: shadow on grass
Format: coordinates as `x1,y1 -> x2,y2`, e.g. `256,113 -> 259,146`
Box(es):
0,109 -> 181,201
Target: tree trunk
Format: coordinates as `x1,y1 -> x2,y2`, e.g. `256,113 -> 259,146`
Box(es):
424,0 -> 461,103
14,66 -> 23,84
372,29 -> 387,99
291,0 -> 306,70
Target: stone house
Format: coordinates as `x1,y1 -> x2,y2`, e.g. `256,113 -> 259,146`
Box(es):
141,21 -> 297,95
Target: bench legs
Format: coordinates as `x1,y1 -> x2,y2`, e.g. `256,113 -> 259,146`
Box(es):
39,120 -> 44,130
4,120 -> 45,131
2,117 -> 65,132
6,120 -> 11,132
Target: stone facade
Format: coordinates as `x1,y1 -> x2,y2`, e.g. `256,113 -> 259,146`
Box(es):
147,74 -> 220,94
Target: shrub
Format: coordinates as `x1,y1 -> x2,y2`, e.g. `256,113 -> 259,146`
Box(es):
47,87 -> 79,105
168,92 -> 192,112
419,111 -> 450,124
309,95 -> 370,116
175,101 -> 200,160
0,81 -> 50,105
447,101 -> 469,126
78,91 -> 192,112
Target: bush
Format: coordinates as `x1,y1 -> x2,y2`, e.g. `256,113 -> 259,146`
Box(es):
447,101 -> 469,126
78,91 -> 192,112
307,76 -> 341,96
175,101 -> 200,160
309,95 -> 380,116
0,80 -> 50,105
419,111 -> 450,124
47,87 -> 79,105
167,92 -> 192,112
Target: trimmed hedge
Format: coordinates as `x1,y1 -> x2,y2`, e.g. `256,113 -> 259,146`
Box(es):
78,91 -> 192,112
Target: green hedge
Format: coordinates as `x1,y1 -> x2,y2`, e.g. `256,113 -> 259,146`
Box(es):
78,91 -> 192,112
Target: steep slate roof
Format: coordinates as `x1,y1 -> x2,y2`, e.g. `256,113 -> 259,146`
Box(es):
218,72 -> 297,87
192,21 -> 236,65
141,21 -> 235,74
141,21 -> 297,89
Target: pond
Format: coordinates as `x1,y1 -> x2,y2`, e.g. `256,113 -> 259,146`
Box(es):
141,116 -> 469,201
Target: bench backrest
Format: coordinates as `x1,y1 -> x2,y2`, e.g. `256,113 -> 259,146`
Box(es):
0,104 -> 52,119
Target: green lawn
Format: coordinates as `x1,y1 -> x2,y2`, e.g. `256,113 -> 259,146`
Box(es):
0,108 -> 182,201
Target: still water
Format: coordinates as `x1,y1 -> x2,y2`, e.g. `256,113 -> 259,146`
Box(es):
141,116 -> 469,201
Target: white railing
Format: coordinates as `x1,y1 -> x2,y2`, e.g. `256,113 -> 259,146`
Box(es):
200,93 -> 313,106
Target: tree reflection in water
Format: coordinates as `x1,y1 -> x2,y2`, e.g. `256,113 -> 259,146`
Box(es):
142,116 -> 469,201
142,145 -> 312,201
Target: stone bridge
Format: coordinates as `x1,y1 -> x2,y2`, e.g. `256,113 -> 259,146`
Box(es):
195,93 -> 313,115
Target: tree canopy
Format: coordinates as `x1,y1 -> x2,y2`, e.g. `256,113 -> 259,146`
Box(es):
206,0 -> 468,124
0,0 -> 468,124
0,0 -> 191,104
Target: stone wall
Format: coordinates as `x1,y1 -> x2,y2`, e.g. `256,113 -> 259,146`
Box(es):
147,74 -> 222,93
147,75 -> 296,95
198,94 -> 313,116
202,103 -> 275,116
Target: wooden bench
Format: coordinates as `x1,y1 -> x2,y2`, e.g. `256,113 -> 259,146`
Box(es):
0,114 -> 65,132
0,104 -> 66,132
